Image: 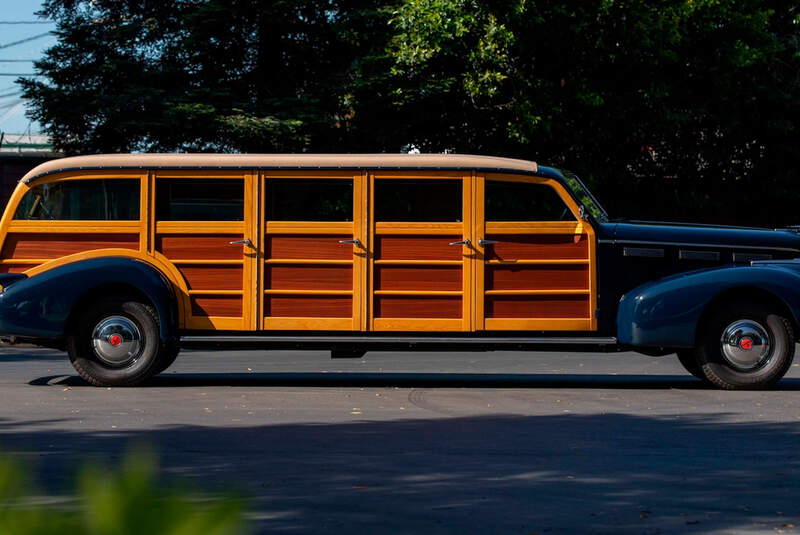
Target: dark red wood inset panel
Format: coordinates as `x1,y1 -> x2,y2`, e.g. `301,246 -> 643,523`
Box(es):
266,264 -> 352,290
157,234 -> 243,260
485,234 -> 588,261
0,264 -> 37,274
375,296 -> 462,318
375,265 -> 462,291
485,295 -> 589,318
180,265 -> 243,290
266,235 -> 353,260
2,233 -> 139,259
375,235 -> 462,261
486,264 -> 589,291
265,295 -> 352,317
190,295 -> 243,317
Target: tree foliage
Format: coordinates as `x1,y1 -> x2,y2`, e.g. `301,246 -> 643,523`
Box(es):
19,0 -> 800,225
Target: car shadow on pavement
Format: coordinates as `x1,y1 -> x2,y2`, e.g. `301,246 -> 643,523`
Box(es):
0,412 -> 798,534
0,349 -> 65,362
28,372 -> 800,390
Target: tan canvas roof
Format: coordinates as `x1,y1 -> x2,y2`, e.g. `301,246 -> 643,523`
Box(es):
21,153 -> 538,183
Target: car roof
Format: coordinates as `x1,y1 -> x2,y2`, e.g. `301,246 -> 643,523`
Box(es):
21,153 -> 539,184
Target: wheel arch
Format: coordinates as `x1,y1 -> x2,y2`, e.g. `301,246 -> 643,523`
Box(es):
616,265 -> 800,348
65,282 -> 163,340
693,286 -> 798,345
0,256 -> 180,344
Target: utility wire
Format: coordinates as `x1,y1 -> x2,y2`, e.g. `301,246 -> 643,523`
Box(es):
0,59 -> 34,62
0,91 -> 21,98
0,21 -> 52,25
0,73 -> 42,77
0,100 -> 22,111
0,33 -> 52,50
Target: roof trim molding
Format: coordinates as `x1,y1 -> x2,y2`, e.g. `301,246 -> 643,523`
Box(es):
20,153 -> 539,184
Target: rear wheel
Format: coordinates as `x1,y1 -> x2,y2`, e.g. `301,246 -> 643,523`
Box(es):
696,300 -> 794,390
676,349 -> 705,381
154,345 -> 180,375
67,298 -> 162,387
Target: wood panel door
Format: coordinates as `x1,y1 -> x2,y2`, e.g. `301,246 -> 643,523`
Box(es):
474,174 -> 597,331
261,172 -> 366,330
368,172 -> 473,331
153,171 -> 257,331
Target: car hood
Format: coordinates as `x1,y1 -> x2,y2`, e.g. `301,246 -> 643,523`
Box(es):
603,221 -> 800,254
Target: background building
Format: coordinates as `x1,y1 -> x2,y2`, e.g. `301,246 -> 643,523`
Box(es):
0,132 -> 62,208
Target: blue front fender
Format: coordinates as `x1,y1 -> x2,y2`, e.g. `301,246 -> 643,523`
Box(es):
0,257 -> 178,343
617,264 -> 800,348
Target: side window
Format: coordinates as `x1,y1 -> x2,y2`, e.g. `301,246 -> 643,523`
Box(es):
486,180 -> 576,221
267,179 -> 353,221
156,179 -> 244,221
14,179 -> 140,220
375,179 -> 462,222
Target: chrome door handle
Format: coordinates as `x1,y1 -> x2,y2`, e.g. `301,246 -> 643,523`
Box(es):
229,238 -> 253,247
478,239 -> 499,246
338,238 -> 362,247
448,239 -> 471,246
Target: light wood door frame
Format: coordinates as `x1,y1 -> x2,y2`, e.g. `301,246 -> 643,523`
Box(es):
151,169 -> 256,331
473,173 -> 597,331
260,171 -> 366,331
367,171 -> 474,331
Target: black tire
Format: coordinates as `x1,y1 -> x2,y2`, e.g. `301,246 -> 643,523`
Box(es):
67,298 -> 161,387
154,345 -> 180,375
676,349 -> 706,381
696,300 -> 795,390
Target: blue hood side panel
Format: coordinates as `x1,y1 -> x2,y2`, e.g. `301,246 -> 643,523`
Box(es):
617,264 -> 800,347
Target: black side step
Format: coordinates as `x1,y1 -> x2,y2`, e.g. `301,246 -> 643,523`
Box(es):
180,335 -> 618,345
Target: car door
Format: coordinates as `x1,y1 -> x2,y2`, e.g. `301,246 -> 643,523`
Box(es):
261,171 -> 367,331
367,171 -> 474,331
153,170 -> 256,330
473,174 -> 597,331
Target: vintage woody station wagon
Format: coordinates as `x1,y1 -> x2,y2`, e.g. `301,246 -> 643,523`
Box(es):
1,153 -> 800,389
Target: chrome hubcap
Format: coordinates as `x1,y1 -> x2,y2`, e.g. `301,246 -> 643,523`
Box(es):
92,316 -> 142,367
720,319 -> 772,371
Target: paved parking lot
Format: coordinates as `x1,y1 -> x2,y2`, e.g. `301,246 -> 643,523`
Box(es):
1,346 -> 799,533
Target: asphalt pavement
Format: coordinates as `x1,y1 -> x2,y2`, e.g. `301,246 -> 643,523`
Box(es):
1,346 -> 799,534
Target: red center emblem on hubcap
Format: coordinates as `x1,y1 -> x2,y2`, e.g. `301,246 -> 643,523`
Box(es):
740,337 -> 753,350
109,334 -> 123,347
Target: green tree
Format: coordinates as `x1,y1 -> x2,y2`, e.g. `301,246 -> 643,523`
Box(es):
20,0 -> 392,154
381,0 -> 800,224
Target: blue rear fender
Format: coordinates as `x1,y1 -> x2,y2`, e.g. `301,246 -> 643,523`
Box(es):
0,256 -> 178,344
616,264 -> 800,348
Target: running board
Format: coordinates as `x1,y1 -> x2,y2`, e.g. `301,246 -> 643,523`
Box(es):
180,335 -> 618,345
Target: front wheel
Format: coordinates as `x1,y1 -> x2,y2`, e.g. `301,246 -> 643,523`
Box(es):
67,298 -> 162,386
676,349 -> 706,381
696,300 -> 795,390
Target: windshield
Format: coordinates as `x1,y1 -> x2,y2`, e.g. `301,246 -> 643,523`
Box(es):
558,169 -> 609,222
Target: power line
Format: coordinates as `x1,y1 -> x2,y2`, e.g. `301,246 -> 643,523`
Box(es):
0,73 -> 42,77
0,59 -> 34,63
0,21 -> 52,25
0,91 -> 22,98
0,100 -> 23,111
0,33 -> 52,50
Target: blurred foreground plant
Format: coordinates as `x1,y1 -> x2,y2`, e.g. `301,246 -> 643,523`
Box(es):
0,449 -> 246,535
